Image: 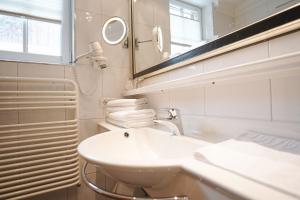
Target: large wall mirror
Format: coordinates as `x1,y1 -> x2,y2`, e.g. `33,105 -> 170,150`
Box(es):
131,0 -> 300,78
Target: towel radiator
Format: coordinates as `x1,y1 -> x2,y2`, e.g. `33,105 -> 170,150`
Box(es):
0,76 -> 80,200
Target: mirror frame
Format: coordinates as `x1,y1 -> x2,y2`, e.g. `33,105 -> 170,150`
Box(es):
131,2 -> 300,79
102,16 -> 127,45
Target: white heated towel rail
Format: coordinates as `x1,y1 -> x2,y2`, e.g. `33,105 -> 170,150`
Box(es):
0,76 -> 80,200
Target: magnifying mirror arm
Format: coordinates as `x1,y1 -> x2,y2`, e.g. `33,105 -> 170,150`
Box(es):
135,38 -> 153,48
137,39 -> 153,43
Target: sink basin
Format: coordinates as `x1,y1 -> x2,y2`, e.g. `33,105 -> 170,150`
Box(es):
78,127 -> 208,188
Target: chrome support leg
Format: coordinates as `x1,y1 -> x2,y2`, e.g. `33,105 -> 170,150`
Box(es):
81,162 -> 189,200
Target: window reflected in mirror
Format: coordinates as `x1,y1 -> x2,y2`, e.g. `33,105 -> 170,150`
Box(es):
133,0 -> 300,74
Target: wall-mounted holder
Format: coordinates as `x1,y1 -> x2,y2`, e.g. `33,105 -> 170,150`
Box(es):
74,41 -> 108,69
123,37 -> 129,49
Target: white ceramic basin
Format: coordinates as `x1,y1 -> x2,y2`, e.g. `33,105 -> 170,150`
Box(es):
78,127 -> 207,188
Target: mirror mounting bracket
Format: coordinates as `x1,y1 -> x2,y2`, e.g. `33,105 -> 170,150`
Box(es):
123,37 -> 129,49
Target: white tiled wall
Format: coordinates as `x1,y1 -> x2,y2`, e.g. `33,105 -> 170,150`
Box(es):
0,0 -> 130,199
205,80 -> 271,120
272,75 -> 300,122
169,85 -> 205,116
144,30 -> 300,142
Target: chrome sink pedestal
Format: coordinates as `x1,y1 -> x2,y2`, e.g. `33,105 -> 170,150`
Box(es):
82,162 -> 189,200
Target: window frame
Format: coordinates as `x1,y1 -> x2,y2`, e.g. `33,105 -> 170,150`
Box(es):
0,0 -> 74,64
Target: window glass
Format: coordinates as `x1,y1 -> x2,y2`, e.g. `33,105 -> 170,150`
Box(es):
0,14 -> 23,52
28,19 -> 61,56
0,0 -> 72,63
171,43 -> 191,56
169,0 -> 204,55
0,0 -> 63,21
170,0 -> 203,55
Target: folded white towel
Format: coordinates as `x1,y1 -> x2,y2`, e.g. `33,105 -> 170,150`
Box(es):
108,109 -> 155,122
195,139 -> 300,198
105,105 -> 145,113
106,98 -> 147,107
106,118 -> 154,128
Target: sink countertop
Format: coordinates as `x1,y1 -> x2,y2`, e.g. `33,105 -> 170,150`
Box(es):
183,159 -> 299,200
95,122 -> 298,200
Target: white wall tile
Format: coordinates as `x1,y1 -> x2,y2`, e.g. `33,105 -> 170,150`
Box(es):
0,61 -> 18,91
0,111 -> 18,126
75,0 -> 101,14
65,65 -> 103,119
18,63 -> 65,91
169,86 -> 205,116
102,66 -> 129,98
205,80 -> 271,120
100,40 -> 129,70
75,10 -> 102,57
78,93 -> 103,119
18,63 -> 64,78
269,31 -> 300,57
102,0 -> 128,19
272,75 -> 300,122
181,115 -> 300,142
180,115 -> 205,137
146,91 -> 170,110
203,42 -> 268,72
0,61 -> 18,76
78,118 -> 100,141
181,115 -> 232,142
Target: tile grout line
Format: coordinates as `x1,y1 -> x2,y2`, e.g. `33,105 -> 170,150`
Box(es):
203,86 -> 207,116
267,41 -> 273,121
17,63 -> 20,125
269,79 -> 273,121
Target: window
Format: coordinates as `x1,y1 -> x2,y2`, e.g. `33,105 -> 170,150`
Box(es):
170,0 -> 204,55
0,0 -> 73,64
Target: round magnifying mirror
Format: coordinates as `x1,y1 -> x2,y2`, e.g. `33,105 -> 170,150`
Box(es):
152,26 -> 163,53
102,17 -> 127,45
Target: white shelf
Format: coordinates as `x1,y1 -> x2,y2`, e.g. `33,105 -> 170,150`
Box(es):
124,51 -> 300,96
97,120 -> 124,131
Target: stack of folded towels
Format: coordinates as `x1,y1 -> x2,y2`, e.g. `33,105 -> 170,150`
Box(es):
105,98 -> 156,128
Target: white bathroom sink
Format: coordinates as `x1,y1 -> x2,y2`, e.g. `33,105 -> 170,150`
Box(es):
78,127 -> 208,188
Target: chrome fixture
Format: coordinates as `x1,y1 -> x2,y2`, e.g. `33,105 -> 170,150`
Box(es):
82,162 -> 188,200
135,26 -> 164,53
154,120 -> 181,136
155,108 -> 184,135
